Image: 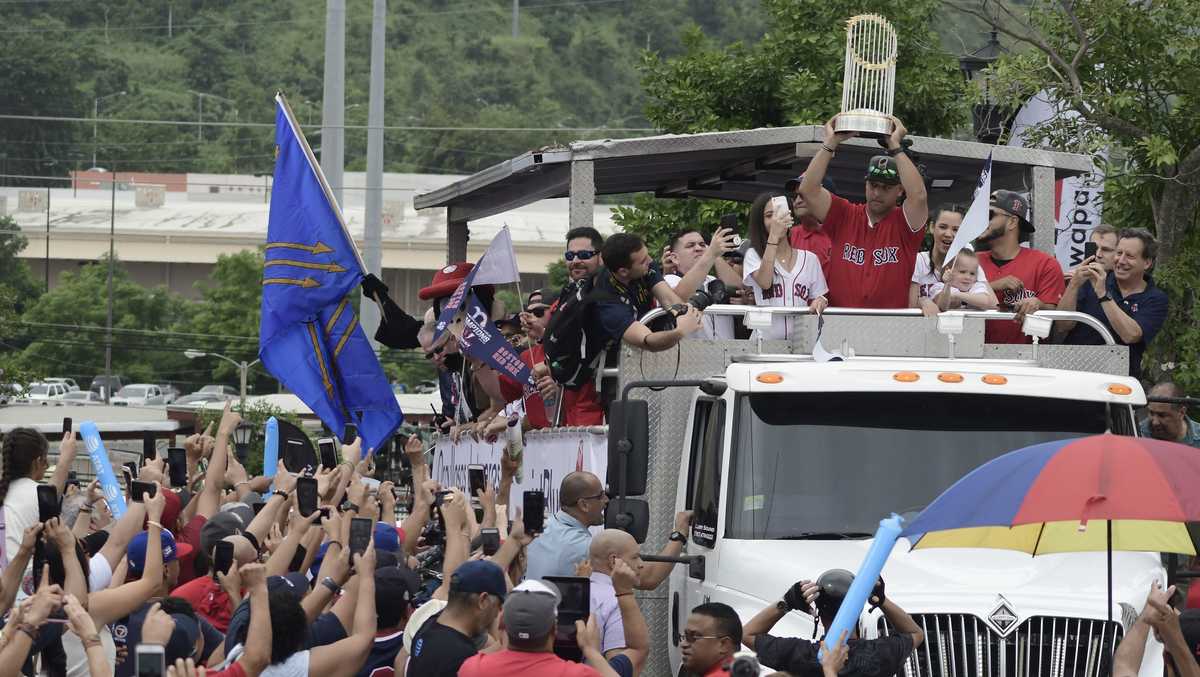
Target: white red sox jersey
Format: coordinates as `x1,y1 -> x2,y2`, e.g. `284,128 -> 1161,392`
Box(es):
742,246 -> 829,340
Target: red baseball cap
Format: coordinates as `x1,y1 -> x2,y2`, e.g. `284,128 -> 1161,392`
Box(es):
419,263 -> 474,301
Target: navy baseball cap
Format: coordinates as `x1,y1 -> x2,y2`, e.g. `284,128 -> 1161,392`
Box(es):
785,174 -> 838,195
129,528 -> 192,575
449,560 -> 507,600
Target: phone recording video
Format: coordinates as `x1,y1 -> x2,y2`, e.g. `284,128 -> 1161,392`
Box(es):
283,439 -> 317,474
1084,240 -> 1099,261
468,464 -> 486,501
130,480 -> 156,503
135,644 -> 166,677
545,576 -> 590,662
212,540 -> 234,581
61,417 -> 72,436
166,447 -> 187,488
37,484 -> 60,523
349,517 -> 372,557
317,437 -> 338,470
296,477 -> 319,517
522,490 -> 545,536
480,528 -> 500,556
143,431 -> 157,461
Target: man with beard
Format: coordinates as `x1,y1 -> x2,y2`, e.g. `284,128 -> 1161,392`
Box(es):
565,227 -> 605,284
975,190 -> 1065,344
797,115 -> 929,309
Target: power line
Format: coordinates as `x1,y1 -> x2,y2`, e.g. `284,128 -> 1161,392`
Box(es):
16,321 -> 258,342
0,113 -> 656,133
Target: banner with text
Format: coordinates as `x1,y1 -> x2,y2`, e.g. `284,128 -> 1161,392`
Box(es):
432,431 -> 608,517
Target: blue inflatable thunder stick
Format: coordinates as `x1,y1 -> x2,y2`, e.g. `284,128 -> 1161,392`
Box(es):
818,513 -> 904,658
78,421 -> 128,520
263,417 -> 279,491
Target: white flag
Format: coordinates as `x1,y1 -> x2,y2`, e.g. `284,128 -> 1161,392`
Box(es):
473,226 -> 521,285
943,153 -> 993,269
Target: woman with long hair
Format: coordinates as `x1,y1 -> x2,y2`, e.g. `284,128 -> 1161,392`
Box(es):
743,192 -> 829,340
908,205 -> 989,307
1,428 -> 52,567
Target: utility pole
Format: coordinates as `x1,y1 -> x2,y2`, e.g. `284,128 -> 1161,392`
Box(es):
44,189 -> 50,292
105,171 -> 115,403
512,0 -> 519,38
320,0 -> 346,207
362,0 -> 386,349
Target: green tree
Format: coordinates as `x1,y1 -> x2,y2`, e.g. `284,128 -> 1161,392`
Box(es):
619,0 -> 967,242
17,257 -> 187,386
175,250 -> 268,393
950,0 -> 1200,386
0,217 -> 41,388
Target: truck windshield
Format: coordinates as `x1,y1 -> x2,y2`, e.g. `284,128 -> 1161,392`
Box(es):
728,391 -> 1113,540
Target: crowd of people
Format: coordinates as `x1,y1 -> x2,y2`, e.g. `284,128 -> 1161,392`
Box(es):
365,113 -> 1172,441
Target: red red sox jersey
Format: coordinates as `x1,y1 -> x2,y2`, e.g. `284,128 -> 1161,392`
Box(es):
823,195 -> 925,308
977,248 -> 1066,344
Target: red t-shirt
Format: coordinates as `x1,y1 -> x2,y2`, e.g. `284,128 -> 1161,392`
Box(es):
498,344 -> 605,428
822,195 -> 924,308
171,574 -> 233,633
977,248 -> 1066,344
789,225 -> 832,272
457,649 -> 602,677
203,662 -> 246,677
175,514 -> 206,586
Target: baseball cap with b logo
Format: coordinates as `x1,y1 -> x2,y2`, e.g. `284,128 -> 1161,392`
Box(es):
989,189 -> 1034,233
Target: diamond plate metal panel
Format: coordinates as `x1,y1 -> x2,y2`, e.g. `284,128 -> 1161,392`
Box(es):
983,343 -> 1129,376
1030,165 -> 1057,254
569,160 -> 595,229
786,315 -> 986,358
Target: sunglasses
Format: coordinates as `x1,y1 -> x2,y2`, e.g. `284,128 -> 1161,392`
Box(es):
524,306 -> 548,318
424,345 -> 445,360
564,250 -> 596,262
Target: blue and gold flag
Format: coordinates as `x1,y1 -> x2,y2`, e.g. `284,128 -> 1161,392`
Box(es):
258,94 -> 402,456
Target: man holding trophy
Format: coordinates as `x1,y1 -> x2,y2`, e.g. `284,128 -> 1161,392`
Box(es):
796,14 -> 929,310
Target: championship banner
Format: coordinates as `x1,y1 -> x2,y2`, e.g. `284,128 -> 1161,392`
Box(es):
79,421 -> 128,519
432,430 -> 608,518
459,291 -> 534,386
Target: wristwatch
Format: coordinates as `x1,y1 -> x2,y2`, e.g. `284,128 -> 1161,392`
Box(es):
669,530 -> 688,544
1098,294 -> 1113,304
321,577 -> 342,595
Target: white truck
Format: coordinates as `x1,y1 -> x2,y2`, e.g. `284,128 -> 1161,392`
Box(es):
603,307 -> 1161,677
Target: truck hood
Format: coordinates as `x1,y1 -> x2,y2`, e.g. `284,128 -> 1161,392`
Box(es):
716,538 -> 1163,625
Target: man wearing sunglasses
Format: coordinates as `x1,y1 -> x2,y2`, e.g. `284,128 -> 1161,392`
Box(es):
565,227 -> 605,283
975,189 -> 1065,344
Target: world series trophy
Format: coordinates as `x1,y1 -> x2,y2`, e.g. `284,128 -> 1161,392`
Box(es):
835,14 -> 898,138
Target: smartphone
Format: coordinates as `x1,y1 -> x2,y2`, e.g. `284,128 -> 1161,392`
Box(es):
61,417 -> 72,436
770,195 -> 790,218
167,447 -> 187,488
480,528 -> 500,556
349,517 -> 372,557
283,439 -> 317,474
135,642 -> 166,677
719,213 -> 738,232
522,490 -> 545,536
37,484 -> 59,523
121,466 -> 135,495
124,461 -> 140,482
142,432 -> 156,460
130,480 -> 156,502
212,540 -> 234,581
1084,240 -> 1099,261
317,437 -> 338,470
467,464 -> 486,501
342,423 -> 357,445
545,576 -> 590,661
296,476 -> 318,517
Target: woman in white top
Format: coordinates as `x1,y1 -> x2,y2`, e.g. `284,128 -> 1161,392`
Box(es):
908,206 -> 989,306
742,192 -> 829,340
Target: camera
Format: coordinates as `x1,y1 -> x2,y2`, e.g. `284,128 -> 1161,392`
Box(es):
688,279 -> 730,311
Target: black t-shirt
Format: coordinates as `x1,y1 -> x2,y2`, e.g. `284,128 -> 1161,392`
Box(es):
755,633 -> 914,677
408,613 -> 477,677
113,603 -> 223,677
590,266 -> 665,344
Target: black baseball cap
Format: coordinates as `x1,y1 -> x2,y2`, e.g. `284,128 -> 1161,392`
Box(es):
864,155 -> 901,185
989,189 -> 1034,233
785,174 -> 838,195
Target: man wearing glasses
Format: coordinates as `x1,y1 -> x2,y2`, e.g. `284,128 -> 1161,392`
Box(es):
524,471 -> 610,581
565,227 -> 605,284
680,602 -> 743,677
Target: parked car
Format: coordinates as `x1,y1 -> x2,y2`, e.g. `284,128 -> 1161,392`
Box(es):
196,384 -> 238,397
174,384 -> 238,407
157,384 -> 180,404
413,380 -> 438,394
110,383 -> 168,407
43,378 -> 79,392
60,390 -> 103,405
90,375 -> 126,398
27,382 -> 70,405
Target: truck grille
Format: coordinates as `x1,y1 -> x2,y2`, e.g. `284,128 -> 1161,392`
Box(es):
880,613 -> 1123,677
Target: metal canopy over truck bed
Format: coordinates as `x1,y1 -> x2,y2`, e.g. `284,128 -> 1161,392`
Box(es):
413,125 -> 1094,261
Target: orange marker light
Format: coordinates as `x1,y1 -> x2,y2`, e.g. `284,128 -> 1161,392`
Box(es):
756,372 -> 784,384
1107,383 -> 1133,396
893,372 -> 920,383
982,374 -> 1008,385
938,373 -> 964,383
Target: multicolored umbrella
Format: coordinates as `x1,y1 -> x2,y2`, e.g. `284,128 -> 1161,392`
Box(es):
901,434 -> 1200,620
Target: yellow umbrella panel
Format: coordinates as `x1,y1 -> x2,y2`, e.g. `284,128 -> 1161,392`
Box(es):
910,519 -> 1196,556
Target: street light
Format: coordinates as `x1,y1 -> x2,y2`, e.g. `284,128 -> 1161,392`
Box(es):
232,421 -> 255,463
958,30 -> 1010,144
93,91 -> 127,169
184,350 -> 261,405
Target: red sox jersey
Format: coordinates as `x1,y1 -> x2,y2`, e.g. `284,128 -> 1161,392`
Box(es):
823,195 -> 924,308
977,248 -> 1066,344
742,246 -> 828,340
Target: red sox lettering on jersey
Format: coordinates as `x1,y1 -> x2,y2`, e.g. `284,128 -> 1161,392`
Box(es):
765,281 -> 814,303
1000,285 -> 1038,308
842,244 -> 901,267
